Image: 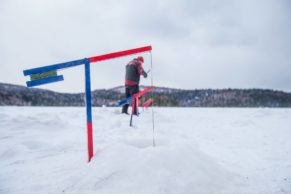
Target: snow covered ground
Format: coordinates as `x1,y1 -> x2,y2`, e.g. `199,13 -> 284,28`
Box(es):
0,107 -> 291,194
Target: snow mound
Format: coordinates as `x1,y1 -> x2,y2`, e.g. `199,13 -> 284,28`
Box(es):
64,141 -> 234,194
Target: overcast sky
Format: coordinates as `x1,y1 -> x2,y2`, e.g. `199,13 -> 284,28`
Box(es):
0,0 -> 290,93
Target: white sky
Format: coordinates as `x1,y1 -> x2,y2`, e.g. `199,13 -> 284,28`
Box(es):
0,0 -> 290,93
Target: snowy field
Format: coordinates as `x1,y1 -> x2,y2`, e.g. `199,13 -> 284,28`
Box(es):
0,107 -> 291,194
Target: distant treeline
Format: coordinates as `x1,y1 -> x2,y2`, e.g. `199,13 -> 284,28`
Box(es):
1,83 -> 291,107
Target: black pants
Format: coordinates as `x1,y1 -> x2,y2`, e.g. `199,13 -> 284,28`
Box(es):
122,85 -> 139,114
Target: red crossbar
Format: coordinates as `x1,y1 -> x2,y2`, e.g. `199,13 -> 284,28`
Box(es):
89,46 -> 152,63
135,86 -> 154,98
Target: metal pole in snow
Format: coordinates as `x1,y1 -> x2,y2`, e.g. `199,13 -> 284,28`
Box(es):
85,59 -> 94,162
150,52 -> 156,147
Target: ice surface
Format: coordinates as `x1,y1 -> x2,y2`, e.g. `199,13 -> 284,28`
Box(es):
0,107 -> 291,194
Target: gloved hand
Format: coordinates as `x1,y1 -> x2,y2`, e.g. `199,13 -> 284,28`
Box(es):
143,71 -> 148,78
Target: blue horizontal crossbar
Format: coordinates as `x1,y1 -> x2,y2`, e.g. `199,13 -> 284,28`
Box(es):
26,75 -> 64,87
23,58 -> 87,76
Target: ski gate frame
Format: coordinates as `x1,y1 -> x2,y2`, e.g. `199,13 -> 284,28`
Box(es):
23,46 -> 152,162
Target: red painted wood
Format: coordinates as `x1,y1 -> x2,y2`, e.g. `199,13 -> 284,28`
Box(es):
131,86 -> 154,114
89,46 -> 152,63
144,98 -> 153,109
87,122 -> 93,162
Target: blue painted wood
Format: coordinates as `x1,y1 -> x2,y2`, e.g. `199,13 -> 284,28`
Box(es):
84,58 -> 94,162
118,96 -> 133,106
26,75 -> 64,87
23,58 -> 86,76
84,59 -> 92,123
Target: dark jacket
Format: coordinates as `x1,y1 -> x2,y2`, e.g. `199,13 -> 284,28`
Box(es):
125,59 -> 147,87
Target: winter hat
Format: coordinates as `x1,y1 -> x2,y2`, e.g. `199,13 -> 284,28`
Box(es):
137,56 -> 144,63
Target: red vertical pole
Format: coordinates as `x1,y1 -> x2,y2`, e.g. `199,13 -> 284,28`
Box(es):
87,122 -> 93,162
